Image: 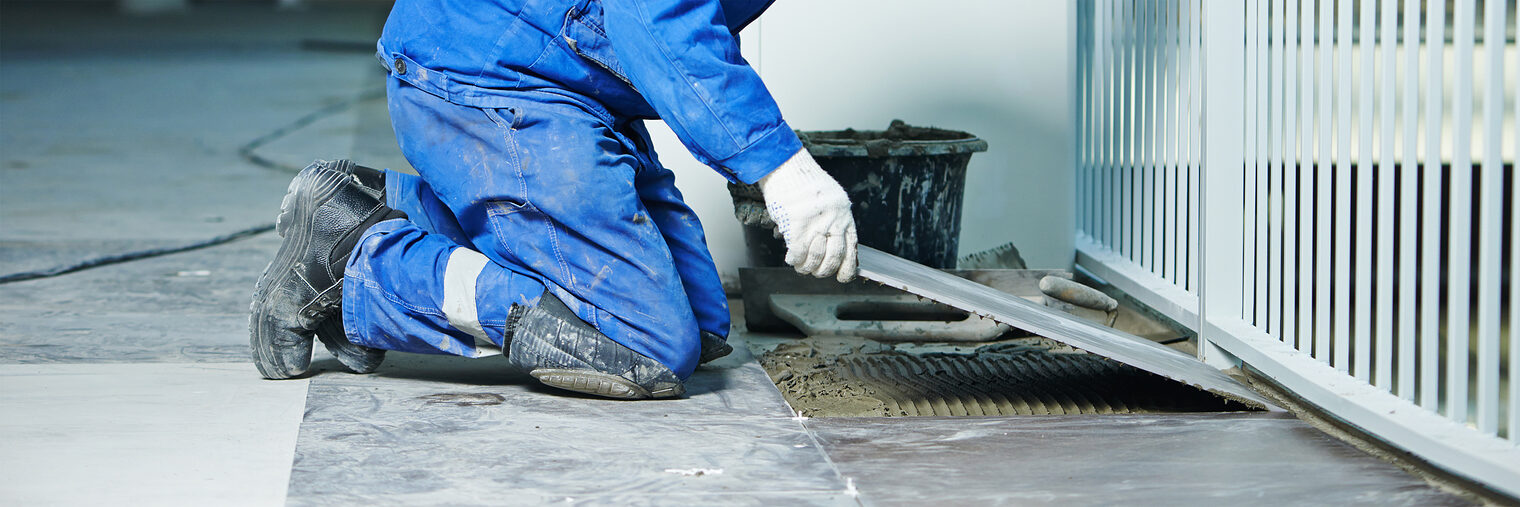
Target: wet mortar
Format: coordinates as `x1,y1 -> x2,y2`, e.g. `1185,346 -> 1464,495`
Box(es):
758,337 -> 1250,418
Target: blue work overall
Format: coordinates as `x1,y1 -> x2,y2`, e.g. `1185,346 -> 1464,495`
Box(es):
340,0 -> 798,379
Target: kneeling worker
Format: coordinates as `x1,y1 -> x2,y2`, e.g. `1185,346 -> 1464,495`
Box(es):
248,0 -> 858,399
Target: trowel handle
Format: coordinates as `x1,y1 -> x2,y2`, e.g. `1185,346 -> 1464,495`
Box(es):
1038,276 -> 1118,312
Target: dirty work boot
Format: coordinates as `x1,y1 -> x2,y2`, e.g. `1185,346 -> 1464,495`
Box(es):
314,317 -> 386,374
509,292 -> 685,399
249,159 -> 406,379
698,331 -> 732,365
312,163 -> 387,374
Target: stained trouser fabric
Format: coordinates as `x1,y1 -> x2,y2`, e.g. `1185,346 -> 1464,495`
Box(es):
340,77 -> 730,379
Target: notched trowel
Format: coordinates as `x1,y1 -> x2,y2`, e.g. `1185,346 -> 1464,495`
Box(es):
856,246 -> 1279,411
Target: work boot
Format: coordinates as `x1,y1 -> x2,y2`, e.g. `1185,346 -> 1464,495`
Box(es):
315,318 -> 386,374
698,331 -> 732,365
509,292 -> 685,399
249,159 -> 406,379
313,163 -> 388,374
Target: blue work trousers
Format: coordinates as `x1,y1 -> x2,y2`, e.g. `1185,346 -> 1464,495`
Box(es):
340,77 -> 729,379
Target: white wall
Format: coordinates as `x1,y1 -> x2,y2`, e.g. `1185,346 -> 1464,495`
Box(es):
647,0 -> 1075,284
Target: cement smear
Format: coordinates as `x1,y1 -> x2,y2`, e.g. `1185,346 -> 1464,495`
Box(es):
759,337 -> 1249,418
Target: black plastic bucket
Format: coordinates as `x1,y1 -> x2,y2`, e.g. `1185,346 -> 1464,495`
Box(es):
742,120 -> 988,269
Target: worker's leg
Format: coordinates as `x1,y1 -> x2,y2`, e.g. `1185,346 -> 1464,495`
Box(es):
344,78 -> 703,380
624,122 -> 732,361
342,218 -> 540,357
354,163 -> 688,397
307,167 -> 469,372
383,172 -> 473,249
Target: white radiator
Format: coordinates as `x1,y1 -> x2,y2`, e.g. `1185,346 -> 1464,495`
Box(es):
1073,0 -> 1518,495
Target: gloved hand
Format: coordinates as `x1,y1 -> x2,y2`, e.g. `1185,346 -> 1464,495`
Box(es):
757,149 -> 858,282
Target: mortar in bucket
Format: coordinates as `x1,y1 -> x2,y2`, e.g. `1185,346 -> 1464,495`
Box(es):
734,120 -> 988,269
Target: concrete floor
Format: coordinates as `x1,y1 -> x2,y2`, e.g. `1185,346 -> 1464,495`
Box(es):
0,2 -> 1472,505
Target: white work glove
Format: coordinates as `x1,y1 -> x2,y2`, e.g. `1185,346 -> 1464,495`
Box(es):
757,149 -> 859,282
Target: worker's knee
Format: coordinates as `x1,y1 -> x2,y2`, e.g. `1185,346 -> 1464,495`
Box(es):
538,285 -> 702,379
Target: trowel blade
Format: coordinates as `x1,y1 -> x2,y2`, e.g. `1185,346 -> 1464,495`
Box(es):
856,246 -> 1278,410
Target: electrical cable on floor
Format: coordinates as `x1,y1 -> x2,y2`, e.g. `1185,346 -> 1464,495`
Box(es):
0,87 -> 386,285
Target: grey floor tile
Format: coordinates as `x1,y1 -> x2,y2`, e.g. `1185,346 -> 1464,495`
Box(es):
290,412 -> 845,505
533,491 -> 860,506
0,311 -> 254,364
305,340 -> 798,418
805,414 -> 1469,506
288,349 -> 846,506
0,362 -> 309,506
0,238 -> 191,280
0,233 -> 279,364
0,231 -> 385,367
0,231 -> 276,315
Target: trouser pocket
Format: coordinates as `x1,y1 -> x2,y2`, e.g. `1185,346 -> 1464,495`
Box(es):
486,199 -> 573,288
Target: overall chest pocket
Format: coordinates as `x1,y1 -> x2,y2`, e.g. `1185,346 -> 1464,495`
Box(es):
562,0 -> 634,88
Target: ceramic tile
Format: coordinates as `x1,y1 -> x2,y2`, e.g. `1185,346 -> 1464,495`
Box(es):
286,347 -> 846,505
0,362 -> 309,506
536,491 -> 858,506
301,339 -> 794,416
0,238 -> 189,280
806,414 -> 1470,506
0,233 -> 279,364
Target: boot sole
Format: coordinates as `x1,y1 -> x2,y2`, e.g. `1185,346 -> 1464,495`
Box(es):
529,369 -> 684,400
248,163 -> 352,379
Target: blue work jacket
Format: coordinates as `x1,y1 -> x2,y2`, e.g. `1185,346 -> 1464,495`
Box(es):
377,0 -> 799,184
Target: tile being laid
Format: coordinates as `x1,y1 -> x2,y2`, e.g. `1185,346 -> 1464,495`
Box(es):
856,246 -> 1276,409
0,362 -> 309,506
287,348 -> 847,505
805,414 -> 1470,506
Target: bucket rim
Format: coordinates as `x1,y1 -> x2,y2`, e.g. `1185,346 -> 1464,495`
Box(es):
797,121 -> 989,158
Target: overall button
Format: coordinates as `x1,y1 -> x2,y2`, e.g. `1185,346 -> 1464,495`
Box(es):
393,58 -> 408,75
